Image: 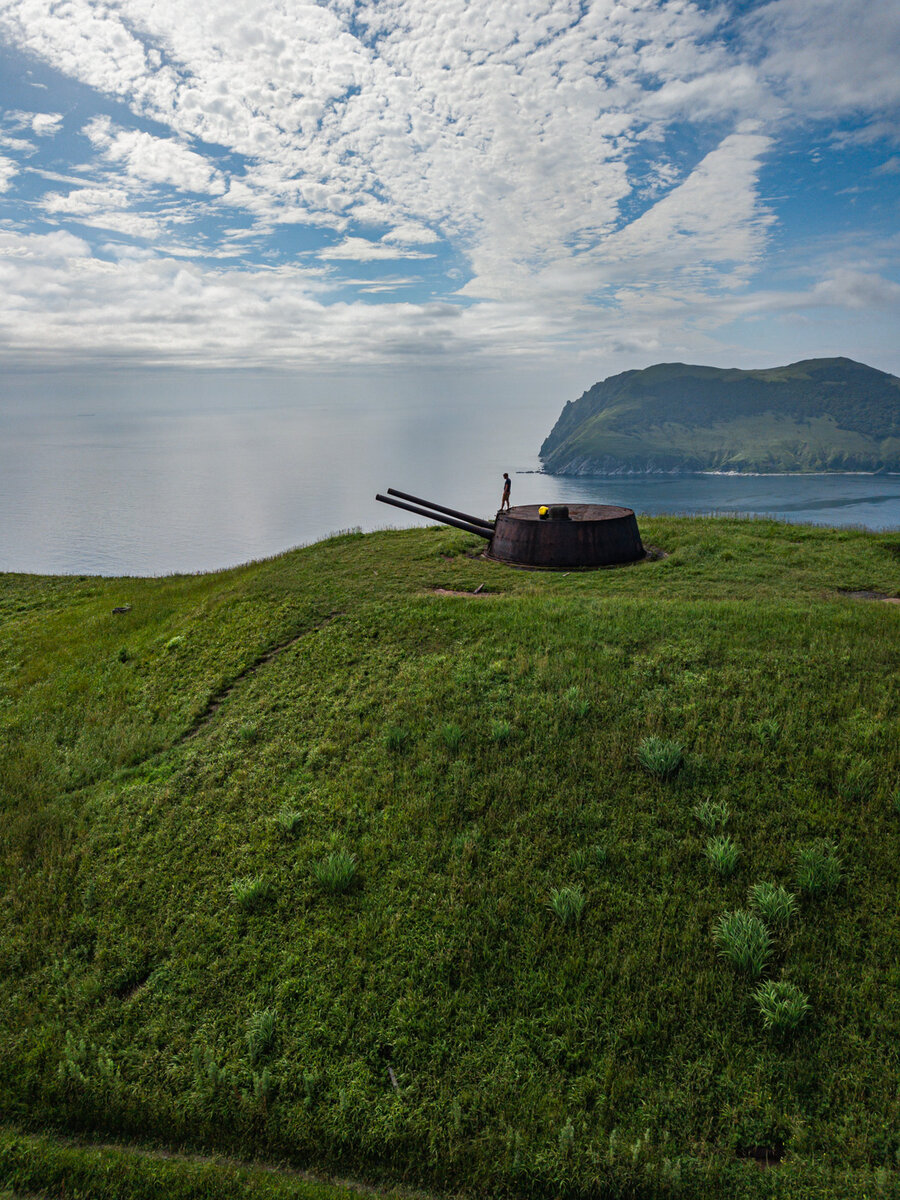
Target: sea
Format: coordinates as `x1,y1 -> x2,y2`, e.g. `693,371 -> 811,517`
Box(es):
2,388 -> 899,576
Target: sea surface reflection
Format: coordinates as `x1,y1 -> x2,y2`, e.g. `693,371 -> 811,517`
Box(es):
2,395 -> 898,576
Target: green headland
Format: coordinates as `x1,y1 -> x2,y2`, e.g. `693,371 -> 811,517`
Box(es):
1,518 -> 899,1200
540,357 -> 900,475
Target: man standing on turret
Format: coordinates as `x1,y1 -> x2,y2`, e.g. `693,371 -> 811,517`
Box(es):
500,472 -> 511,511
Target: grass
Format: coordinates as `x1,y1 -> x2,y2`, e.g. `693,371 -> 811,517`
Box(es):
547,885 -> 586,926
795,840 -> 843,895
713,911 -> 772,976
274,809 -> 304,837
246,1008 -> 277,1064
441,723 -> 463,751
753,980 -> 812,1032
749,881 -> 798,927
0,517 -> 899,1199
230,875 -> 272,912
636,735 -> 684,779
705,834 -> 739,876
692,798 -> 730,831
310,851 -> 357,895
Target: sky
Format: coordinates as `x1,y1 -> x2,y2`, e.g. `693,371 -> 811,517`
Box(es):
1,0 -> 899,389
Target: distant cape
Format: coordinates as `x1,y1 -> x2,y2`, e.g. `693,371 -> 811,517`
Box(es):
540,357 -> 900,476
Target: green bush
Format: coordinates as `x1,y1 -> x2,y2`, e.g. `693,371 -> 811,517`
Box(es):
230,875 -> 272,912
753,980 -> 811,1031
749,881 -> 797,927
310,850 -> 357,895
246,1008 -> 277,1064
693,798 -> 730,831
441,723 -> 463,751
705,834 -> 739,877
547,885 -> 586,927
713,910 -> 771,976
838,759 -> 875,803
795,841 -> 842,895
384,726 -> 408,753
637,736 -> 684,780
274,809 -> 304,837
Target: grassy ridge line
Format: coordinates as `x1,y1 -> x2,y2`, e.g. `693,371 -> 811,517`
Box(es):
1,520 -> 899,1200
0,1128 -> 414,1200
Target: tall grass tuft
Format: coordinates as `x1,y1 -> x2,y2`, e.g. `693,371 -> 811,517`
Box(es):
230,875 -> 272,912
547,885 -> 586,927
753,980 -> 811,1031
564,686 -> 590,718
795,840 -> 842,895
442,723 -> 463,751
693,798 -> 730,831
750,717 -> 779,744
637,736 -> 684,780
490,720 -> 511,744
838,759 -> 875,803
713,910 -> 771,976
893,787 -> 900,816
705,834 -> 739,877
246,1008 -> 277,1064
749,881 -> 798,927
311,850 -> 357,894
274,809 -> 304,837
569,847 -> 590,872
384,726 -> 408,753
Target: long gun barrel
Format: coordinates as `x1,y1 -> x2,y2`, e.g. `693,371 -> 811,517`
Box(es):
386,488 -> 495,531
375,493 -> 495,540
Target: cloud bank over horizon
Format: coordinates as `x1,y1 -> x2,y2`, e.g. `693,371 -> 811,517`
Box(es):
0,0 -> 899,374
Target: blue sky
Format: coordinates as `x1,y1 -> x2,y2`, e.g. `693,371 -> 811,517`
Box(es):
1,0 -> 898,379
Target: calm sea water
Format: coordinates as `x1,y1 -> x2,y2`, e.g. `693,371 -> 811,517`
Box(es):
2,392 -> 899,576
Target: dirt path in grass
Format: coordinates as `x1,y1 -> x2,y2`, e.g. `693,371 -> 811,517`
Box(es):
183,609 -> 344,740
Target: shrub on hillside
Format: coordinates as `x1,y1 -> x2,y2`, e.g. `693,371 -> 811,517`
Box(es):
273,809 -> 304,837
246,1008 -> 277,1064
637,736 -> 684,780
705,834 -> 739,877
693,798 -> 730,831
230,875 -> 272,912
753,980 -> 811,1031
547,885 -> 586,927
795,841 -> 842,896
714,910 -> 771,976
311,850 -> 357,894
749,881 -> 797,927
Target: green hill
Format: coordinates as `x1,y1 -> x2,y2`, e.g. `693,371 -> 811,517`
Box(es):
1,521 -> 899,1200
540,357 -> 900,475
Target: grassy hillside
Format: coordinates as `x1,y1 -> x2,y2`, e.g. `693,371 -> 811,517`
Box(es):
1,519 -> 900,1200
540,357 -> 900,474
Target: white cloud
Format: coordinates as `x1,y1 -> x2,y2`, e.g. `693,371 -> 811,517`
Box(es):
747,0 -> 900,138
319,236 -> 435,261
41,185 -> 163,239
0,155 -> 19,192
0,0 -> 898,367
83,116 -> 227,194
382,222 -> 440,245
6,109 -> 64,136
